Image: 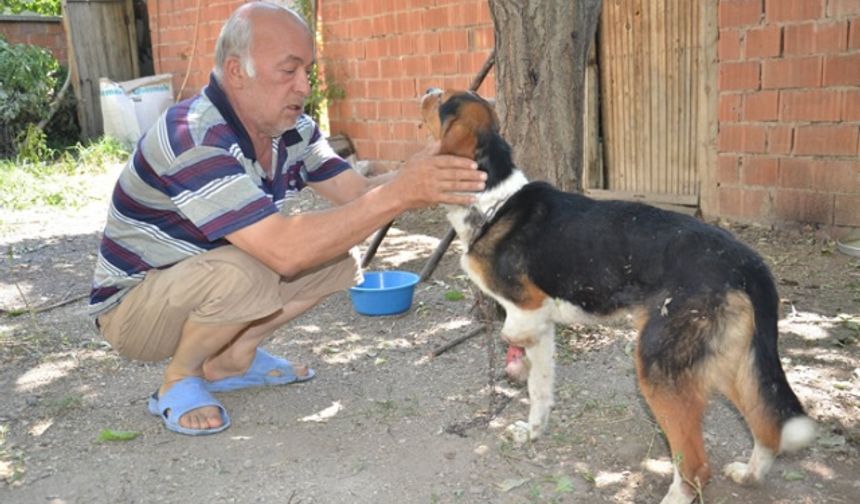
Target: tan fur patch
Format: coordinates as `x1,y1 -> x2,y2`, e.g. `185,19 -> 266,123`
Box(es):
635,355 -> 712,492
702,291 -> 781,451
518,278 -> 548,310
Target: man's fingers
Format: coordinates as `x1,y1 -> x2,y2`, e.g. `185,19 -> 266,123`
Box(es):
432,155 -> 478,170
439,193 -> 478,206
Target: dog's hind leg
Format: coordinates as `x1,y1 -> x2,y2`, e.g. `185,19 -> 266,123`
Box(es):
636,357 -> 711,504
524,324 -> 555,439
713,292 -> 816,485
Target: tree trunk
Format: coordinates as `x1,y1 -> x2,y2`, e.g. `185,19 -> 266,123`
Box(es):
488,0 -> 602,192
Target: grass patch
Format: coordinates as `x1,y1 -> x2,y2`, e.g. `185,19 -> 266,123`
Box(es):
0,136 -> 128,211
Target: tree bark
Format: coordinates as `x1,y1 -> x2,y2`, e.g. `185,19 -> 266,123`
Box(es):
488,0 -> 602,192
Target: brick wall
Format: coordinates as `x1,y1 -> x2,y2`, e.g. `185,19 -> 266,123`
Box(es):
147,0 -> 242,99
319,0 -> 495,169
0,15 -> 67,64
147,0 -> 494,171
716,0 -> 860,229
147,1 -> 858,228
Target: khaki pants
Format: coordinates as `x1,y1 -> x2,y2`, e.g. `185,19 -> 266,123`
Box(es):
97,245 -> 360,362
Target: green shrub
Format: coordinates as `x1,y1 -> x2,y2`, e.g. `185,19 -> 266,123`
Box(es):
0,36 -> 79,158
0,136 -> 129,210
0,0 -> 61,16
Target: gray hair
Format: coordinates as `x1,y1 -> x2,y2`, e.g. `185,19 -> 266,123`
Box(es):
213,3 -> 310,82
214,8 -> 257,80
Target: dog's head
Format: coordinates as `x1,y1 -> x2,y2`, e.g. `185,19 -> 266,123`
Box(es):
420,88 -> 515,190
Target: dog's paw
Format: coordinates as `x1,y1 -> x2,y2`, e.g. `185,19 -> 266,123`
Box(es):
528,422 -> 545,441
722,461 -> 753,485
505,421 -> 531,444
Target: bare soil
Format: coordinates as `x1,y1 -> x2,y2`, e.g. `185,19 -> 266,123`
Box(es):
1,166 -> 858,503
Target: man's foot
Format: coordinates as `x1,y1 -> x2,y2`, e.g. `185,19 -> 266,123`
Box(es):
203,348 -> 315,393
148,377 -> 231,435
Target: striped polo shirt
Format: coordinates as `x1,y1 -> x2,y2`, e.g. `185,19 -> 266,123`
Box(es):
88,74 -> 350,317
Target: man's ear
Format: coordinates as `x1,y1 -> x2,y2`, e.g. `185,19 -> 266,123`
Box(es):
222,56 -> 246,88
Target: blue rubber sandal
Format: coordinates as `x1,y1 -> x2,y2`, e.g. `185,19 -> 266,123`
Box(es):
147,376 -> 231,436
206,348 -> 315,393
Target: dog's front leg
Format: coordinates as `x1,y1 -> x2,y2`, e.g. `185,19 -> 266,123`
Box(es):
525,324 -> 555,439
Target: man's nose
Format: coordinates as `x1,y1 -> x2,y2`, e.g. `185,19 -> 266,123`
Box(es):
297,69 -> 313,96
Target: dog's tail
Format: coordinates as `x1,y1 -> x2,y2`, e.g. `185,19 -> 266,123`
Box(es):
743,264 -> 816,453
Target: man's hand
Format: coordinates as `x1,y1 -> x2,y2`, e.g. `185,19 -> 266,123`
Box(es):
389,142 -> 486,209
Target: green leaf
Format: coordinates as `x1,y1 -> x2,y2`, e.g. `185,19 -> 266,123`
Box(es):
97,429 -> 140,442
495,477 -> 530,492
555,475 -> 575,493
444,290 -> 465,301
782,469 -> 805,481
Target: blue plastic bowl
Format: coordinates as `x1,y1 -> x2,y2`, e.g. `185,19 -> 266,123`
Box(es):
349,271 -> 420,316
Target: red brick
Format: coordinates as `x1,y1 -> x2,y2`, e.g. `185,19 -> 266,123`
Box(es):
440,30 -> 469,53
366,79 -> 393,99
718,155 -> 741,184
718,187 -> 744,217
744,90 -> 779,121
414,32 -> 440,53
718,187 -> 771,219
775,190 -> 833,225
719,123 -> 768,153
430,53 -> 458,75
844,90 -> 860,121
765,0 -> 825,22
761,57 -> 822,88
780,158 -> 815,188
781,89 -> 843,121
742,156 -> 780,185
352,101 -> 378,120
835,194 -> 860,226
425,6 -> 451,30
720,94 -> 744,121
824,54 -> 860,86
719,29 -> 743,60
378,100 -> 402,120
851,20 -> 860,49
741,189 -> 772,218
784,22 -> 848,55
812,160 -> 860,193
828,0 -> 860,16
720,0 -> 764,27
357,60 -> 380,79
719,61 -> 761,90
794,124 -> 859,156
746,25 -> 782,58
767,125 -> 794,154
349,18 -> 373,38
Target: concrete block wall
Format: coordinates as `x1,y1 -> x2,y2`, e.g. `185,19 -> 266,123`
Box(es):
716,0 -> 860,228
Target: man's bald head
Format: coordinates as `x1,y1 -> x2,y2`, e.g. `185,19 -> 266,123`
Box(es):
214,2 -> 311,81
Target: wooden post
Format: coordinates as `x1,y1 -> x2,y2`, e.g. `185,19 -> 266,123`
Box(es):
63,0 -> 140,139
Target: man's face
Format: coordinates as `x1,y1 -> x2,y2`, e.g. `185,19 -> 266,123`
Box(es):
234,13 -> 314,138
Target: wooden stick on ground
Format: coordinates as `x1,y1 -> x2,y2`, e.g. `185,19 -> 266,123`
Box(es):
430,325 -> 485,357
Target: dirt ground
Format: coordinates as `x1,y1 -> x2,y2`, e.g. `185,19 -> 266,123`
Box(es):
1,165 -> 858,504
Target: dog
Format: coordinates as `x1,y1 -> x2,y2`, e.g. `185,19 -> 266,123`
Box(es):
420,88 -> 816,504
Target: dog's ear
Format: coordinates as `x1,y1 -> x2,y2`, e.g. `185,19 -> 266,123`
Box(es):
437,95 -> 497,160
439,121 -> 478,159
420,92 -> 443,140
